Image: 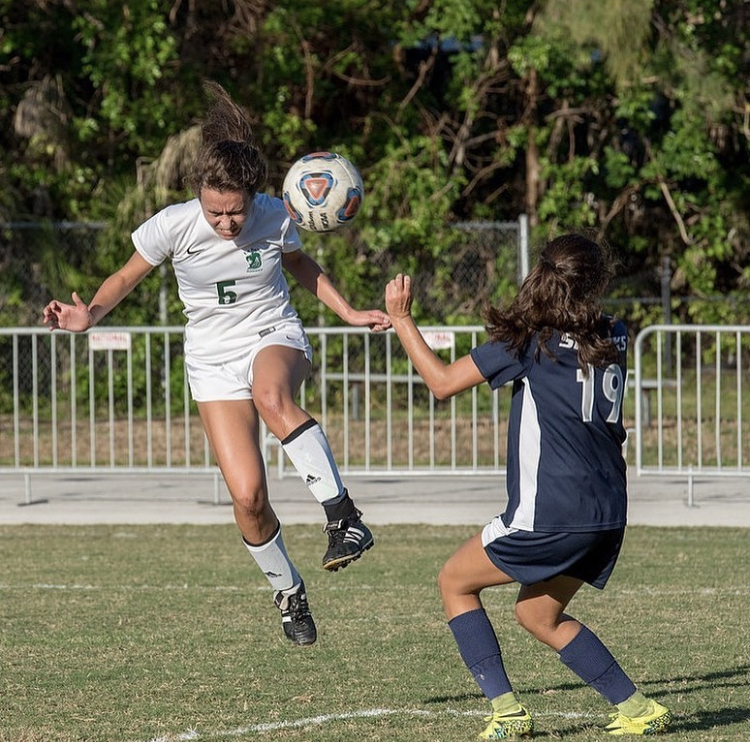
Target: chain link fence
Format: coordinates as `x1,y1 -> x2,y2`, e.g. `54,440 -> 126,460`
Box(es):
0,218 -> 528,326
0,221 -> 108,327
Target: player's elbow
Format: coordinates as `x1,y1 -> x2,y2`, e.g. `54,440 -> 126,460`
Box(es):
422,363 -> 466,400
428,381 -> 454,401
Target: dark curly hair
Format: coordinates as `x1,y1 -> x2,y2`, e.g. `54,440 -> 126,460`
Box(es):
484,234 -> 620,370
186,80 -> 268,196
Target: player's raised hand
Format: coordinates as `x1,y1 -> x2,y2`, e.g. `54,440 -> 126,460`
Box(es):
385,273 -> 413,320
42,292 -> 92,332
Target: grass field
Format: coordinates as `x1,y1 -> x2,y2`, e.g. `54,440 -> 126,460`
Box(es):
1,524 -> 748,742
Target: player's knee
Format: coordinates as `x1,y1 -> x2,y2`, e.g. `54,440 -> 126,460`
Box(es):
253,387 -> 293,425
513,601 -> 537,635
514,603 -> 555,643
437,562 -> 456,599
437,565 -> 447,596
231,484 -> 268,521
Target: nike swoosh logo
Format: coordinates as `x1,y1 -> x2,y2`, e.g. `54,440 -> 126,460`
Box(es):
186,245 -> 207,255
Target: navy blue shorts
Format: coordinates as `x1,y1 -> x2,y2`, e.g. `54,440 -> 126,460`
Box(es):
482,524 -> 625,589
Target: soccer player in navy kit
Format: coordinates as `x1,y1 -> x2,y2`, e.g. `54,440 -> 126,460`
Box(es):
42,81 -> 390,647
385,235 -> 671,738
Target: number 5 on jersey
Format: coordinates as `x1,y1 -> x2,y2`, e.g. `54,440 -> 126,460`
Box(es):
217,280 -> 238,305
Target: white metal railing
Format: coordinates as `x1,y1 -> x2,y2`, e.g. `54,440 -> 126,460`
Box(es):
633,324 -> 749,494
0,326 -> 506,496
3,323 -> 748,500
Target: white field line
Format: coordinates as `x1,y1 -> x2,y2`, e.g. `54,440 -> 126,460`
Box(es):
141,707 -> 596,742
1,583 -> 748,596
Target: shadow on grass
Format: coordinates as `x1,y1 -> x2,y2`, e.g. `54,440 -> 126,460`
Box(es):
670,707 -> 750,732
656,663 -> 750,690
425,691 -> 484,705
514,662 -> 750,698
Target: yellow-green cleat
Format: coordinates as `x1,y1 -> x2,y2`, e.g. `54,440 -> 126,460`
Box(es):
604,700 -> 672,735
478,706 -> 534,739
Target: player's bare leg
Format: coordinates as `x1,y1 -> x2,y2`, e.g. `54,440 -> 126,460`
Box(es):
438,534 -> 533,739
197,399 -> 276,540
197,399 -> 316,645
438,533 -> 515,619
252,344 -> 374,571
516,576 -> 670,735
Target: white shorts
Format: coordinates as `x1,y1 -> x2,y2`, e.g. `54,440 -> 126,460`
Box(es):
185,321 -> 313,402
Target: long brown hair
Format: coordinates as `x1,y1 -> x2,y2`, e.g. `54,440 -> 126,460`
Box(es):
484,234 -> 620,369
186,80 -> 268,196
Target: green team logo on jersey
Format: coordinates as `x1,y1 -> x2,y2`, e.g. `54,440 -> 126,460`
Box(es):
245,251 -> 262,272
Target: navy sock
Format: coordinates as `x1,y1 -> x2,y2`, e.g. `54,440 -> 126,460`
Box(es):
558,624 -> 636,705
448,608 -> 513,700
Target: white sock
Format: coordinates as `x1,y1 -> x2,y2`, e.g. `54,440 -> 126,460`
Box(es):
242,526 -> 301,592
281,419 -> 344,504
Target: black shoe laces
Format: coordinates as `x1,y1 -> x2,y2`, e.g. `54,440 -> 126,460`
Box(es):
287,591 -> 311,622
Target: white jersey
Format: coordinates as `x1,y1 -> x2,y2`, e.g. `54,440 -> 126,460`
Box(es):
132,194 -> 303,363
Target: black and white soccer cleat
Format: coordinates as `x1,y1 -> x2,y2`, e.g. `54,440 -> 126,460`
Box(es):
274,581 -> 317,646
322,492 -> 374,571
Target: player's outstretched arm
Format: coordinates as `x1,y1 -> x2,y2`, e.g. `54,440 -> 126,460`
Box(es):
283,250 -> 391,332
42,252 -> 155,332
385,273 -> 484,399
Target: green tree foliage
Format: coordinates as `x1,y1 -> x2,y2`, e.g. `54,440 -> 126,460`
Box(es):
0,0 -> 747,330
526,0 -> 749,322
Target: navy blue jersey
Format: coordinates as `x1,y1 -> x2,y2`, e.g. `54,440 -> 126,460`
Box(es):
470,320 -> 628,532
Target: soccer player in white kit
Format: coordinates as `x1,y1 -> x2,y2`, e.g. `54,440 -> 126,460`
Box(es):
42,81 -> 391,647
385,235 -> 671,738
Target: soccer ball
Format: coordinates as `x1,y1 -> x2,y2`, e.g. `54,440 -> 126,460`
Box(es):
282,152 -> 364,232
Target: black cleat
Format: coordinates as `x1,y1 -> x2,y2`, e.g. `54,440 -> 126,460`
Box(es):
322,502 -> 374,572
274,581 -> 317,646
